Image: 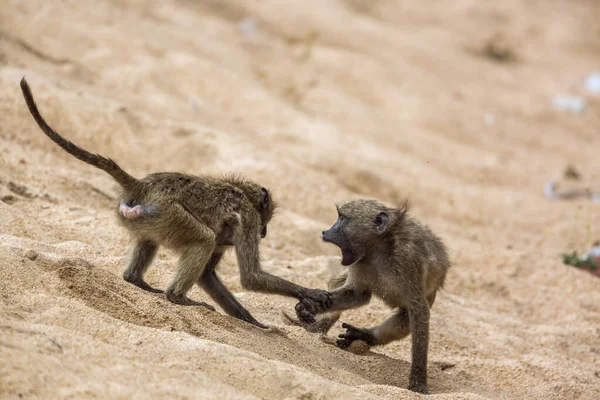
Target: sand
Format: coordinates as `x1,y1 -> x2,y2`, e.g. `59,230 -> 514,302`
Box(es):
1,1 -> 599,399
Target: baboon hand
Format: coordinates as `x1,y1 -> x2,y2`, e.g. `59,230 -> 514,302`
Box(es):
295,288 -> 332,323
336,322 -> 376,348
296,289 -> 333,324
299,288 -> 332,311
294,301 -> 316,324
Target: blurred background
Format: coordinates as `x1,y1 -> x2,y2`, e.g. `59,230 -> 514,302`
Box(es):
0,1 -> 599,399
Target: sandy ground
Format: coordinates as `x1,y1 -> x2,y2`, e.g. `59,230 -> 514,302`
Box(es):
1,1 -> 600,399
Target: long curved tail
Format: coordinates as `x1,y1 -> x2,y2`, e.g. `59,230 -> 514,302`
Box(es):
20,77 -> 139,190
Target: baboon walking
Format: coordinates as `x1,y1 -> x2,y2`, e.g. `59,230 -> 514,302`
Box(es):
20,77 -> 330,329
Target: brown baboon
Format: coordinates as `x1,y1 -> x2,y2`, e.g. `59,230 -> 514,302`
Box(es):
293,199 -> 450,394
20,77 -> 330,329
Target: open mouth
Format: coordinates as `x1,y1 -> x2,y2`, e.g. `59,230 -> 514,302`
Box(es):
340,250 -> 351,266
340,246 -> 360,266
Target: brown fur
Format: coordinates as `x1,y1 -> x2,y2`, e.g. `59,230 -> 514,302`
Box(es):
20,77 -> 330,329
293,199 -> 450,394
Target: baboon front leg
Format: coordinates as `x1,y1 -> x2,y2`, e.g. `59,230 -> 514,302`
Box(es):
339,290 -> 438,348
336,307 -> 410,348
199,252 -> 267,329
234,214 -> 331,309
123,240 -> 161,293
295,286 -> 371,324
166,243 -> 216,309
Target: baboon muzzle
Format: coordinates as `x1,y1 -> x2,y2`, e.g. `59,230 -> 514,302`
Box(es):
322,229 -> 333,243
322,219 -> 341,245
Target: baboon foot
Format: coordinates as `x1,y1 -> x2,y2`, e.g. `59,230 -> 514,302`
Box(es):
408,380 -> 429,395
165,291 -> 216,311
247,318 -> 268,329
124,275 -> 164,294
294,301 -> 316,324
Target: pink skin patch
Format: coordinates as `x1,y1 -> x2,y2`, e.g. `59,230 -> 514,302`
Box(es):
119,203 -> 144,219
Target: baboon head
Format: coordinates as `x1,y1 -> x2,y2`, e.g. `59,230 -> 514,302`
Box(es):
322,199 -> 407,266
225,175 -> 278,239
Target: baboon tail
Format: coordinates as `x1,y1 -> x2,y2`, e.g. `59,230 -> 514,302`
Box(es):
20,77 -> 139,190
280,310 -> 340,334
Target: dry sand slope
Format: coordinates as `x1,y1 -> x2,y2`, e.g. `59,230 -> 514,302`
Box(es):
1,0 -> 600,399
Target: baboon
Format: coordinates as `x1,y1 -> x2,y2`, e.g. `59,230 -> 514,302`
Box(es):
292,199 -> 450,394
20,77 -> 331,329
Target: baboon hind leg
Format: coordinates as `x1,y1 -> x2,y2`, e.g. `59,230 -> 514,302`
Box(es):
406,296 -> 430,394
166,243 -> 216,309
199,252 -> 267,329
164,203 -> 217,310
123,240 -> 161,293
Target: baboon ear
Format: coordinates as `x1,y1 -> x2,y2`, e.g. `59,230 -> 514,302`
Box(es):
260,187 -> 269,210
374,211 -> 388,234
